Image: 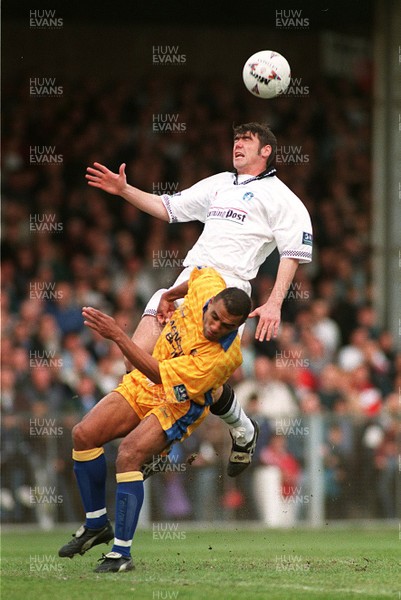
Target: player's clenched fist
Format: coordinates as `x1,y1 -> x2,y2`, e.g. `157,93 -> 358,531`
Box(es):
86,162 -> 127,195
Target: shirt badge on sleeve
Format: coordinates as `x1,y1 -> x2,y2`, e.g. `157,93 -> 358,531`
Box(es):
302,232 -> 313,246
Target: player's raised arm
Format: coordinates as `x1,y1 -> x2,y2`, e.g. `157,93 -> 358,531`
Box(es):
86,162 -> 169,221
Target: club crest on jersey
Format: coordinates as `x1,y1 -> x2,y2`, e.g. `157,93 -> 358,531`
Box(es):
242,191 -> 254,202
302,232 -> 313,246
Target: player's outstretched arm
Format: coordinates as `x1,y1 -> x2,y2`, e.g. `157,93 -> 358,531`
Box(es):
86,162 -> 169,221
249,258 -> 299,341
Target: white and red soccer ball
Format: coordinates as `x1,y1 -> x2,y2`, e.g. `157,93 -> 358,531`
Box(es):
242,50 -> 291,99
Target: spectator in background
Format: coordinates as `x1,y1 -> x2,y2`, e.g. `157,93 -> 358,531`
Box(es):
345,363 -> 383,417
323,424 -> 351,519
310,298 -> 341,362
337,327 -> 369,373
11,346 -> 30,392
259,434 -> 301,499
30,313 -> 62,357
356,303 -> 382,339
23,366 -> 72,414
234,355 -> 299,423
45,282 -> 84,335
75,376 -> 103,415
96,355 -> 122,397
1,366 -> 30,415
60,345 -> 97,391
254,433 -> 301,526
317,364 -> 346,412
374,420 -> 398,519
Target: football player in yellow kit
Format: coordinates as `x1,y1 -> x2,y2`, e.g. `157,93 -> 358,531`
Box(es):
58,267 -> 257,573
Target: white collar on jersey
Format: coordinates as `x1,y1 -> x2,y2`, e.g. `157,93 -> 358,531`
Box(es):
233,166 -> 277,185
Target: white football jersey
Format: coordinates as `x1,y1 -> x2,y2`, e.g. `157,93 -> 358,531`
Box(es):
161,170 -> 313,281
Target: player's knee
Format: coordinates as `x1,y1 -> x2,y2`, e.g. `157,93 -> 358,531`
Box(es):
116,439 -> 143,472
72,421 -> 97,450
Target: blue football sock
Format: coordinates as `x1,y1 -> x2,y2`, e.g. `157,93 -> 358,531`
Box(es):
73,448 -> 108,529
111,472 -> 144,558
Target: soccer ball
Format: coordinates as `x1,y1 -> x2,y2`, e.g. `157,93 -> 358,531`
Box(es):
242,50 -> 291,99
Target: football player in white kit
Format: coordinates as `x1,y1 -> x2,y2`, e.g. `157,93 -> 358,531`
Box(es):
86,122 -> 313,476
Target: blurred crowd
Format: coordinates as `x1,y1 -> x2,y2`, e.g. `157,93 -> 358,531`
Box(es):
1,70 -> 400,524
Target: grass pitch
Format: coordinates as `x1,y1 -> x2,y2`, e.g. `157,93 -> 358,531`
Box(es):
1,526 -> 400,599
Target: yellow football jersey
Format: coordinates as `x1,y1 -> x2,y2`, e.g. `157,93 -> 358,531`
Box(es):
131,267 -> 243,407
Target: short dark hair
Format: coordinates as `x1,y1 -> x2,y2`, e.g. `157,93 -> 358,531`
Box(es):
233,122 -> 277,168
214,287 -> 252,324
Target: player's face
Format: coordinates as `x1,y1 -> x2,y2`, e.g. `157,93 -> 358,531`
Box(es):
233,132 -> 271,175
203,298 -> 243,342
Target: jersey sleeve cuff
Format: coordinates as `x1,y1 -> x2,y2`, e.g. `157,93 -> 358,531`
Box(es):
160,195 -> 178,223
280,250 -> 312,264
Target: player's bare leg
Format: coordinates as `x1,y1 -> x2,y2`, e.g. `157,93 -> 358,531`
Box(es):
73,391 -> 140,449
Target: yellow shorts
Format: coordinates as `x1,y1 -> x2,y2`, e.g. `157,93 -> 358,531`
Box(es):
115,373 -> 210,444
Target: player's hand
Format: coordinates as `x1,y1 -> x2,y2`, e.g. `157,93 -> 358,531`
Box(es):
82,306 -> 121,340
248,300 -> 281,342
86,162 -> 127,195
156,295 -> 175,325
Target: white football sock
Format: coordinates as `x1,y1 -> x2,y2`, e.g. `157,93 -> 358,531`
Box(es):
218,394 -> 255,446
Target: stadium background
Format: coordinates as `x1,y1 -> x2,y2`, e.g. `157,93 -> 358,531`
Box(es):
1,0 -> 400,532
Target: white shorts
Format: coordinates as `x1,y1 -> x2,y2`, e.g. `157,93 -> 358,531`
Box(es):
143,266 -> 252,336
